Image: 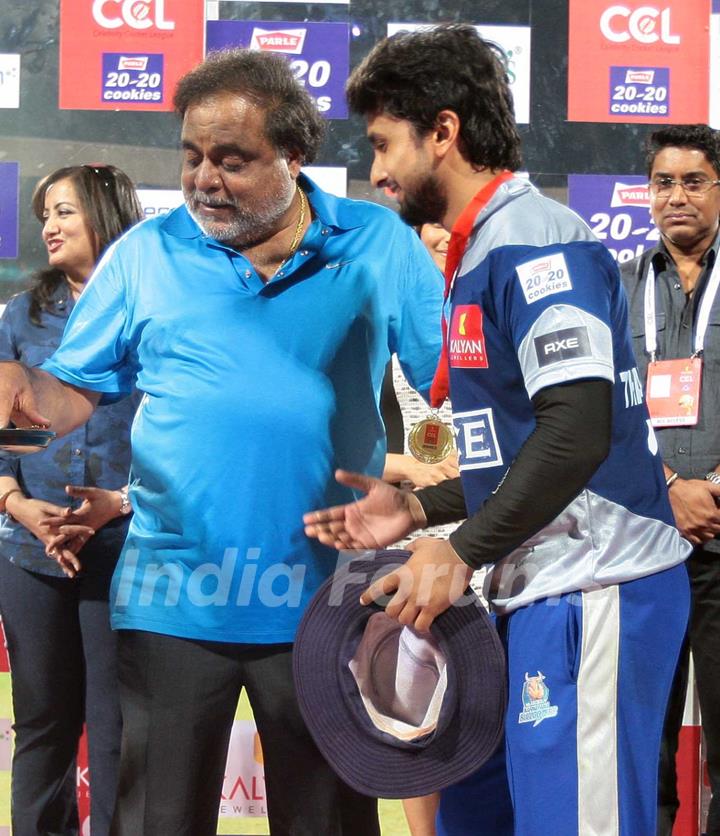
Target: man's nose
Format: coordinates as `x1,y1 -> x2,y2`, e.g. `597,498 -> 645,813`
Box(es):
667,181 -> 688,204
370,156 -> 388,189
195,160 -> 222,191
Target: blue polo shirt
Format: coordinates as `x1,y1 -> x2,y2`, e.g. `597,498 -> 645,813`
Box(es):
43,175 -> 442,642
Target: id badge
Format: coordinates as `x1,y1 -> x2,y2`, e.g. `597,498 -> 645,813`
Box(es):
646,356 -> 702,427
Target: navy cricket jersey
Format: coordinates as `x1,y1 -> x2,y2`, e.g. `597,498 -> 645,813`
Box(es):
447,175 -> 689,613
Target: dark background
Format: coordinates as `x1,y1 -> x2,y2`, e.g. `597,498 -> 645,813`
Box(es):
0,0 -> 653,299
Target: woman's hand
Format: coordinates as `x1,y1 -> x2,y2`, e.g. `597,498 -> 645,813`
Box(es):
4,492 -> 94,578
5,493 -> 75,544
383,451 -> 459,488
41,485 -> 126,534
39,485 -> 129,578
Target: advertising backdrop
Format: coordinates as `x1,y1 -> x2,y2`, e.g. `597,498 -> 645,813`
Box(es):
0,164 -> 19,261
568,0 -> 711,123
0,55 -> 20,109
711,0 -> 720,127
567,174 -> 658,263
206,20 -> 350,119
59,0 -> 205,111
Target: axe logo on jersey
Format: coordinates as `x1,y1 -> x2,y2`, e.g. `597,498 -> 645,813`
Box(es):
449,305 -> 488,368
534,326 -> 591,367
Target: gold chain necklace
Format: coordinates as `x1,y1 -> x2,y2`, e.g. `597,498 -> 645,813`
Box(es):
285,185 -> 307,259
269,186 -> 307,279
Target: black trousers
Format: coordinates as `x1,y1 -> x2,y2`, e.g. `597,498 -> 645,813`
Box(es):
658,545 -> 720,836
111,630 -> 380,836
0,552 -> 121,836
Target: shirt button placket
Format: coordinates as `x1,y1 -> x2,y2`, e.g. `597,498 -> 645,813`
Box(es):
71,446 -> 84,484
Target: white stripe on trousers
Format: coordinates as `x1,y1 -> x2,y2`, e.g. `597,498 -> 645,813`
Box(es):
577,585 -> 621,835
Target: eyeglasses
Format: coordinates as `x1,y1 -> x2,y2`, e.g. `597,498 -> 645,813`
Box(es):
648,176 -> 720,198
83,164 -> 117,190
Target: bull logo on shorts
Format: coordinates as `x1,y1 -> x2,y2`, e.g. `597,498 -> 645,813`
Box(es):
519,670 -> 559,727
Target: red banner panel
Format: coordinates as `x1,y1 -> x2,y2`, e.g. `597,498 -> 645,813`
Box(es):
59,0 -> 205,111
568,0 -> 710,123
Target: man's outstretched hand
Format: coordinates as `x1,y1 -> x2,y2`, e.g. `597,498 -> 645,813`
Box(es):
304,470 -> 475,632
303,469 -> 424,550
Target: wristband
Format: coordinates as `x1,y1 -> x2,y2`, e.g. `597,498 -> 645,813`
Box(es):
666,471 -> 679,488
705,471 -> 720,485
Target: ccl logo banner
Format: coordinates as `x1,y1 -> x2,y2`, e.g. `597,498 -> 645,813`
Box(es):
600,5 -> 679,42
568,0 -> 710,123
206,20 -> 350,119
59,0 -> 205,111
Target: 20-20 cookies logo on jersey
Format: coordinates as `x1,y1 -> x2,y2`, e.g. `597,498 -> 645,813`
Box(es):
516,252 -> 572,304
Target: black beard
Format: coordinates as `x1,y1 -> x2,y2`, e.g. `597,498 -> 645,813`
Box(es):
398,171 -> 448,226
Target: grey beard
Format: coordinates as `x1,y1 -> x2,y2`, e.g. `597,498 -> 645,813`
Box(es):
184,188 -> 293,247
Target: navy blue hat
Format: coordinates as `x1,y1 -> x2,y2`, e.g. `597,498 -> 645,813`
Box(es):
293,549 -> 506,798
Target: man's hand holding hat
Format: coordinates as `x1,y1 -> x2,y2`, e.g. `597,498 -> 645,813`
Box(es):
360,537 -> 473,633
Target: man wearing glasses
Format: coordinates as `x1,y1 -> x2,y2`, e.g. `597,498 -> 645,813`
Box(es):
621,124 -> 720,835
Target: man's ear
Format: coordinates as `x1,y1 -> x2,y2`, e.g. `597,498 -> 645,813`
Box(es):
431,110 -> 461,159
285,148 -> 303,179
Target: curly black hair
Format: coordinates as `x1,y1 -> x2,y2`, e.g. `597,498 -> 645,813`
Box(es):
645,124 -> 720,178
346,24 -> 522,171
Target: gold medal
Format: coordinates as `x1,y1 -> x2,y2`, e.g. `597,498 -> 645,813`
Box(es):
407,416 -> 454,464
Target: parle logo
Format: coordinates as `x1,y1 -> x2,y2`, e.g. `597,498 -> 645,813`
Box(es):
624,69 -> 654,84
250,27 -> 307,54
118,55 -> 148,70
611,181 -> 650,207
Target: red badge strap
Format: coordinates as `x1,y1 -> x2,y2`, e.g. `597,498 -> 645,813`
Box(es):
429,170 -> 514,408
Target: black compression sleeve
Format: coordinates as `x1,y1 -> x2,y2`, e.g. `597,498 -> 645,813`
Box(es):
416,378 -> 613,568
415,476 -> 467,525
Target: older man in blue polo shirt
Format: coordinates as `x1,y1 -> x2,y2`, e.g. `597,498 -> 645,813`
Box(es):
0,49 -> 442,835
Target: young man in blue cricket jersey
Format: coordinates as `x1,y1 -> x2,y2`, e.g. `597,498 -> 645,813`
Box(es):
305,24 -> 691,835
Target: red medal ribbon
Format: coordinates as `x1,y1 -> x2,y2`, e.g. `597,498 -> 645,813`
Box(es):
429,170 -> 514,407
